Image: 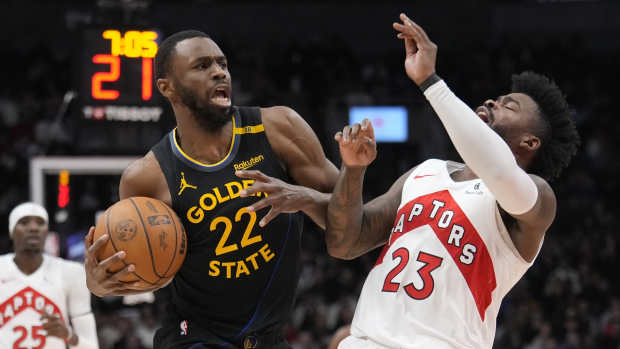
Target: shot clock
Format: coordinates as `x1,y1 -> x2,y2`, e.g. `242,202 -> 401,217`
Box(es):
78,28 -> 164,122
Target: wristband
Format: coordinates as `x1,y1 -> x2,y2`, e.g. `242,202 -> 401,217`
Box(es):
419,73 -> 442,92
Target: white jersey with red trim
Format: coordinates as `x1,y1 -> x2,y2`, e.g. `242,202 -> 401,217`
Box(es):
0,253 -> 91,349
341,159 -> 540,349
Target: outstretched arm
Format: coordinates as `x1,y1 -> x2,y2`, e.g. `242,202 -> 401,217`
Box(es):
394,13 -> 556,261
237,106 -> 339,229
326,119 -> 411,260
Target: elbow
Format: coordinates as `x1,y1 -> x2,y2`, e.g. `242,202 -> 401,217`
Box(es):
326,245 -> 354,260
325,233 -> 354,260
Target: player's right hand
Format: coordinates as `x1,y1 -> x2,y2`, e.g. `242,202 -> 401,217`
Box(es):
334,118 -> 377,168
83,226 -> 142,297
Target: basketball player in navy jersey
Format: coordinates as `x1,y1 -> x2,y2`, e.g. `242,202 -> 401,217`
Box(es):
325,14 -> 580,349
83,31 -> 339,348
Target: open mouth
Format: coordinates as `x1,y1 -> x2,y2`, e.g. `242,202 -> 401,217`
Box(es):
475,106 -> 490,124
211,85 -> 231,107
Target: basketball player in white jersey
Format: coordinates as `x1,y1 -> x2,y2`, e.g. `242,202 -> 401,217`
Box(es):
0,202 -> 99,348
325,14 -> 579,349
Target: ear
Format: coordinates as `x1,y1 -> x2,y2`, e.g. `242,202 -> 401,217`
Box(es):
156,78 -> 174,99
520,134 -> 541,152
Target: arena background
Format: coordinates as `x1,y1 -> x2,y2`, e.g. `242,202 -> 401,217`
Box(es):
1,0 -> 619,348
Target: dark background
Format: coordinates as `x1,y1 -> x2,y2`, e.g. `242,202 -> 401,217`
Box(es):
0,0 -> 618,348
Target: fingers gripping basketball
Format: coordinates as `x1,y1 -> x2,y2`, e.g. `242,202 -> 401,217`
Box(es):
93,197 -> 187,289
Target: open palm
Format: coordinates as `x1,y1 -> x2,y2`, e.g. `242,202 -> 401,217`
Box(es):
334,119 -> 377,168
393,13 -> 438,86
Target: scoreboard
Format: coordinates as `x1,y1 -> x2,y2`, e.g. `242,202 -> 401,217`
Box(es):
78,28 -> 164,122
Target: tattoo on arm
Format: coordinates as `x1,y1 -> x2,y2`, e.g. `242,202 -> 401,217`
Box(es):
327,167 -> 414,259
354,197 -> 402,256
326,167 -> 365,258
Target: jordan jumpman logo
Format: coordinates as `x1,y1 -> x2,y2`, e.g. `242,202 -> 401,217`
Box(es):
178,172 -> 198,195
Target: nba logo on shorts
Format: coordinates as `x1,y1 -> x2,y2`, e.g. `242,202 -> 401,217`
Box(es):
180,320 -> 188,336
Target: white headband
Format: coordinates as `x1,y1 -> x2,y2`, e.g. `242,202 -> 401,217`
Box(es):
8,202 -> 48,238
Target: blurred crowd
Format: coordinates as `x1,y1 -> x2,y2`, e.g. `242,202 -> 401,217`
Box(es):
1,11 -> 619,349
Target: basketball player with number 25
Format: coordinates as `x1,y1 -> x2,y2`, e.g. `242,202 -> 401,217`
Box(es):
0,203 -> 98,349
326,13 -> 579,349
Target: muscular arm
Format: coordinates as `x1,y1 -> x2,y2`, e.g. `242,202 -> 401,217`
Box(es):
261,106 -> 339,228
119,151 -> 171,205
504,175 -> 556,261
326,166 -> 414,260
68,314 -> 98,348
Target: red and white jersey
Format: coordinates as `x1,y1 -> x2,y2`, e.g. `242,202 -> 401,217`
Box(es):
0,253 -> 91,349
342,159 -> 541,349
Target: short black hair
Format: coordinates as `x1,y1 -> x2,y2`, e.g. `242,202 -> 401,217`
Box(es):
155,30 -> 210,80
511,71 -> 580,182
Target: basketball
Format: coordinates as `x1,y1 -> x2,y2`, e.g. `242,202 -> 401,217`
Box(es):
93,196 -> 187,290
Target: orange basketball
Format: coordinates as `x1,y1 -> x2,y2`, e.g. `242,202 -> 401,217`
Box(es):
93,196 -> 187,290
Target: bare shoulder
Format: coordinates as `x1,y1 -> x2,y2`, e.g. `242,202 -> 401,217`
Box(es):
511,174 -> 556,224
260,105 -> 304,134
120,152 -> 171,204
258,106 -> 338,190
526,174 -> 556,223
257,106 -> 301,170
121,152 -> 160,184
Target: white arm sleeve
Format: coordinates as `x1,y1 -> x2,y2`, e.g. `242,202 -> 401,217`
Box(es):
70,313 -> 99,349
423,79 -> 538,215
66,263 -> 99,349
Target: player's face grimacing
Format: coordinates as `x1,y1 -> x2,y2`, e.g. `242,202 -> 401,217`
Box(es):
12,216 -> 48,253
171,37 -> 233,130
475,92 -> 541,148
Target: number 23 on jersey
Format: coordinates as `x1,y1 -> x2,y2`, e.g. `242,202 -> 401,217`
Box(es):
382,247 -> 443,300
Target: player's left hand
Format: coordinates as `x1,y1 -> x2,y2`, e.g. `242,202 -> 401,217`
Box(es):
40,312 -> 71,340
392,13 -> 438,86
236,170 -> 313,227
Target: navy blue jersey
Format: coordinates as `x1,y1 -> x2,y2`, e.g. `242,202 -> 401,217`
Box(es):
151,106 -> 303,344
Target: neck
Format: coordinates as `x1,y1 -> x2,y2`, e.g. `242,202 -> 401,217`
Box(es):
449,163 -> 479,182
13,252 -> 44,275
173,105 -> 234,164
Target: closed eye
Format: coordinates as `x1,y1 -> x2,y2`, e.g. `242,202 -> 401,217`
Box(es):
499,95 -> 520,112
504,102 -> 519,111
